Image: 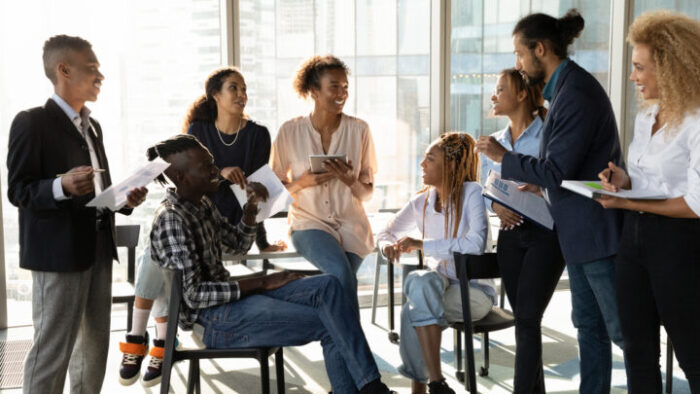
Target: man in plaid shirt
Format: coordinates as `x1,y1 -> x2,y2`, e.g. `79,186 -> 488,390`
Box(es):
147,135 -> 394,394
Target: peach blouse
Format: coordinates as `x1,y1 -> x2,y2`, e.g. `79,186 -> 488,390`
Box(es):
270,114 -> 378,257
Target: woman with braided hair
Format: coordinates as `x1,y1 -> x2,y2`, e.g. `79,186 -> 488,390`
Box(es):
376,132 -> 494,394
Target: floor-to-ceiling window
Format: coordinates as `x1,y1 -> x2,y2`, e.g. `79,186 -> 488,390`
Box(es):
623,1 -> 700,146
0,0 -> 224,326
238,0 -> 432,211
450,0 -> 612,138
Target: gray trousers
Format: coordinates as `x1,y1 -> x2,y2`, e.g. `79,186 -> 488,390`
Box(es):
23,228 -> 113,394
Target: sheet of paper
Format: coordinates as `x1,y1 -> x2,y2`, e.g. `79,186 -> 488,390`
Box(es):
86,159 -> 170,210
230,164 -> 293,222
561,180 -> 666,199
482,170 -> 555,230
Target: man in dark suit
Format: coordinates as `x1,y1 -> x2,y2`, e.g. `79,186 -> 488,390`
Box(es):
6,35 -> 147,394
476,10 -> 626,394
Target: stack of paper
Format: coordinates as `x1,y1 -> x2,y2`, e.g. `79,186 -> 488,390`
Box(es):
561,180 -> 666,199
231,164 -> 293,222
482,171 -> 554,230
87,159 -> 170,211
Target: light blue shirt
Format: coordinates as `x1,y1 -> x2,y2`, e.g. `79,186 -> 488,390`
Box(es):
542,58 -> 569,101
480,116 -> 544,211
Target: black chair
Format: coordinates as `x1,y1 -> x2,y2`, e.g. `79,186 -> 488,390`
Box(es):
160,269 -> 285,394
111,224 -> 140,331
450,252 -> 515,393
666,335 -> 674,394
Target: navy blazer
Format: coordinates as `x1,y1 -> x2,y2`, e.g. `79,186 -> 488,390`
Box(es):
7,98 -> 130,272
501,61 -> 624,264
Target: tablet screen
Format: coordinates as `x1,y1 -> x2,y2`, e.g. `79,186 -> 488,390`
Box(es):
308,154 -> 347,173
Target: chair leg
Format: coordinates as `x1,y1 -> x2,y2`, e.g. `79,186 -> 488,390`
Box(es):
454,328 -> 464,382
371,253 -> 382,325
187,359 -> 200,394
260,354 -> 271,394
387,260 -> 399,343
275,348 -> 285,394
160,351 -> 174,394
666,339 -> 674,394
480,332 -> 489,377
464,330 -> 477,393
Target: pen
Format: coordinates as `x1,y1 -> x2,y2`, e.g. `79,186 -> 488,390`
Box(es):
607,168 -> 613,183
56,169 -> 105,177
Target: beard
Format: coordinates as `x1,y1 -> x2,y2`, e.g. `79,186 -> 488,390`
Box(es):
521,53 -> 546,87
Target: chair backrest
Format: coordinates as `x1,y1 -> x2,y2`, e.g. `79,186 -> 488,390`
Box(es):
115,224 -> 140,283
453,252 -> 506,307
453,252 -> 500,280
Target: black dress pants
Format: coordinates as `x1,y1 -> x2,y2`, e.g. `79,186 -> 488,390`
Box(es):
616,211 -> 700,393
497,221 -> 565,394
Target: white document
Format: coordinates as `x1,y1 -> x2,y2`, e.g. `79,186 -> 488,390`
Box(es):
86,159 -> 170,210
483,170 -> 555,230
230,164 -> 293,222
561,180 -> 666,200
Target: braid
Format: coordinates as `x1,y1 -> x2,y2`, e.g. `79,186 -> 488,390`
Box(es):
435,132 -> 479,238
146,134 -> 206,185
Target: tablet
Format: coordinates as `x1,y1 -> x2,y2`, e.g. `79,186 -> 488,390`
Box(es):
309,154 -> 347,173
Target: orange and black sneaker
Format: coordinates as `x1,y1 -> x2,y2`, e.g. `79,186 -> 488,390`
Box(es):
118,332 -> 149,386
142,338 -> 165,387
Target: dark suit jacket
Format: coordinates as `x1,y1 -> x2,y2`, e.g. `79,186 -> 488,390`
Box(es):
7,98 -> 130,272
501,61 -> 624,265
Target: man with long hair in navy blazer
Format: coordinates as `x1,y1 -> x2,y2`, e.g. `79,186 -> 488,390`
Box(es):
476,10 -> 626,394
6,35 -> 148,394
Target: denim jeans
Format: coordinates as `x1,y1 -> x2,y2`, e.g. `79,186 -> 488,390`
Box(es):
291,229 -> 364,316
567,257 -> 626,394
398,270 -> 492,382
196,274 -> 380,394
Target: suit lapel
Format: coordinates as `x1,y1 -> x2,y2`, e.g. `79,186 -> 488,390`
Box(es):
44,99 -> 86,145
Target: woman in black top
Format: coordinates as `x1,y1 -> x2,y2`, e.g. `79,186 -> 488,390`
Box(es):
184,66 -> 286,251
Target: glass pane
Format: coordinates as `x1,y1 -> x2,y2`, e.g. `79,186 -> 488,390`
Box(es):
450,0 -> 611,137
0,0 -> 223,327
240,0 -> 430,210
623,1 -> 700,150
239,0 -> 431,293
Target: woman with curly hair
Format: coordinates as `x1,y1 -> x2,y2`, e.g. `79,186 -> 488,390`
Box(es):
185,67 -> 286,253
596,11 -> 700,392
376,133 -> 493,394
270,55 -> 377,316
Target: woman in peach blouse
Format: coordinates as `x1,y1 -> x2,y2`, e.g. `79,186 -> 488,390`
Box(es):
270,55 -> 377,315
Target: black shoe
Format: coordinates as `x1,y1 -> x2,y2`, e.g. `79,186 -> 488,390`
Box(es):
118,332 -> 149,386
358,379 -> 396,394
141,338 -> 165,387
428,379 -> 455,394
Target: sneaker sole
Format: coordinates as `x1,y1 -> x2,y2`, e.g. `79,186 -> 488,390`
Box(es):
141,375 -> 162,388
119,373 -> 140,386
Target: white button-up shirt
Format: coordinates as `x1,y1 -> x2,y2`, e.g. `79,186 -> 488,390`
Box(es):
375,182 -> 496,302
627,103 -> 700,216
51,94 -> 104,200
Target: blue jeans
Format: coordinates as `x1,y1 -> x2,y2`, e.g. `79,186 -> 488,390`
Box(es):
196,275 -> 379,394
291,229 -> 363,316
568,257 -> 626,394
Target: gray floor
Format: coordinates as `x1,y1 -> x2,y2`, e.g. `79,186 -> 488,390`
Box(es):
0,284 -> 690,393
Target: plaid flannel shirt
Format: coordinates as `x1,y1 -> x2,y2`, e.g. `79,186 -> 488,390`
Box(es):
150,188 -> 256,329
